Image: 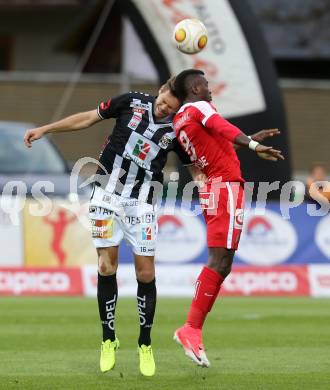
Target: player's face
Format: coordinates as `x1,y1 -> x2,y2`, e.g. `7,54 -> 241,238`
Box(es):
197,76 -> 212,102
154,89 -> 180,118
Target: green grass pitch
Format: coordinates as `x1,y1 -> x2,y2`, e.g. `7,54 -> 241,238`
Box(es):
0,297 -> 330,389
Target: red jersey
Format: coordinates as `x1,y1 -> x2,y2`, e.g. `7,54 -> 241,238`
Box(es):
173,101 -> 244,183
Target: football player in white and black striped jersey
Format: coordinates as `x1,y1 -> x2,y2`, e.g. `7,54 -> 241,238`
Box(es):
24,77 -> 199,377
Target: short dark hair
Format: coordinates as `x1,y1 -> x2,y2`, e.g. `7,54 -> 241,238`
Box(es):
173,69 -> 205,101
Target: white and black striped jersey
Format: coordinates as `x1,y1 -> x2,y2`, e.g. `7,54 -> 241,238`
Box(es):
94,91 -> 191,204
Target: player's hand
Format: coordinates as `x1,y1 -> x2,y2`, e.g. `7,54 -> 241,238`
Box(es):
24,128 -> 44,148
188,165 -> 208,187
194,172 -> 208,188
257,151 -> 280,161
251,128 -> 280,143
255,144 -> 285,161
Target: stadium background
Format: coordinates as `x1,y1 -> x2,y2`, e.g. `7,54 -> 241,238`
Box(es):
0,2 -> 330,389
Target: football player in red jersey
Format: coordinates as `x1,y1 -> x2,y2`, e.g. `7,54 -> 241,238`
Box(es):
172,69 -> 284,367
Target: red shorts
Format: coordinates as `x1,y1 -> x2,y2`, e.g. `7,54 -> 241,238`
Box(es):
199,181 -> 245,250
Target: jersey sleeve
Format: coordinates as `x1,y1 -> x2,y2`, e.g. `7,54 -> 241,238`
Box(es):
173,139 -> 193,166
191,101 -> 242,142
97,93 -> 131,119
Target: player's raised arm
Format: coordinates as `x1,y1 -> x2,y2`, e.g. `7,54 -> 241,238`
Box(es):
201,108 -> 241,142
233,131 -> 285,161
24,109 -> 101,148
248,128 -> 281,142
203,112 -> 284,161
233,129 -> 280,150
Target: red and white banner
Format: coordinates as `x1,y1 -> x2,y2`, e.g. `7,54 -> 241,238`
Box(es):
222,266 -> 310,296
0,268 -> 83,296
308,265 -> 330,297
81,264 -> 311,297
2,265 -> 330,297
83,265 -> 154,297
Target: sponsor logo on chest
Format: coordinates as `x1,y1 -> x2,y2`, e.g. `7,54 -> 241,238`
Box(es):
128,113 -> 143,130
128,99 -> 150,130
132,139 -> 151,160
130,100 -> 149,112
158,134 -> 173,149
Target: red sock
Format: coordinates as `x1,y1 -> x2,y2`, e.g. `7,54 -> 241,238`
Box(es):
186,266 -> 224,329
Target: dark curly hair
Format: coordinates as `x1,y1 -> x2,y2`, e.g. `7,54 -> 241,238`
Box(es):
173,69 -> 205,101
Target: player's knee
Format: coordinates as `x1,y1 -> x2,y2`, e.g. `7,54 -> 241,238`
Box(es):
208,255 -> 233,278
98,262 -> 117,276
218,263 -> 232,278
136,268 -> 155,283
98,257 -> 117,276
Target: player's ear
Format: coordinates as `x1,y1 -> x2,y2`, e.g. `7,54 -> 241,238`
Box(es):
190,76 -> 202,95
191,81 -> 200,96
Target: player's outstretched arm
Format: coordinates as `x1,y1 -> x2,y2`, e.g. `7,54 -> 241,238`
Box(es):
249,128 -> 280,142
233,128 -> 280,151
251,129 -> 286,161
234,133 -> 285,161
24,109 -> 101,148
255,144 -> 285,161
203,111 -> 285,161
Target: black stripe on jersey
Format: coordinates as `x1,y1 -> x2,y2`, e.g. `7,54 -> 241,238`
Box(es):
97,150 -> 115,175
130,166 -> 146,199
146,171 -> 164,205
114,157 -> 131,196
150,128 -> 176,146
146,173 -> 155,205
